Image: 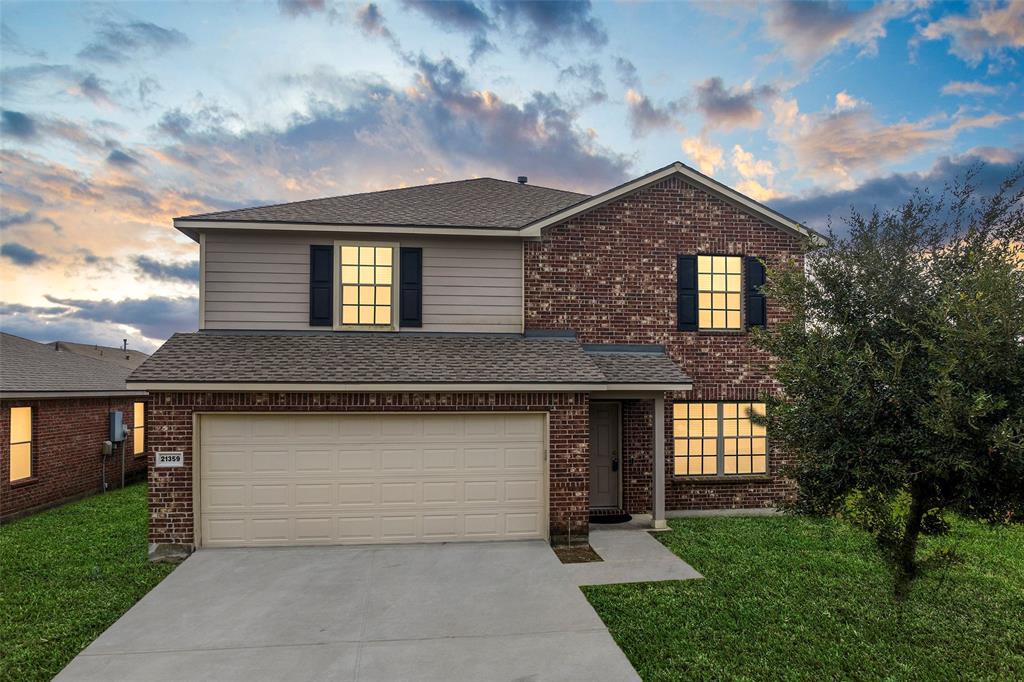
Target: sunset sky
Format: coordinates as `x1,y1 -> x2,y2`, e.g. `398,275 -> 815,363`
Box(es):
1,0 -> 1022,352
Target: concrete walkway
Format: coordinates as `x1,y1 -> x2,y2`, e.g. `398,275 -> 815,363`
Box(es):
56,541 -> 640,682
565,520 -> 703,586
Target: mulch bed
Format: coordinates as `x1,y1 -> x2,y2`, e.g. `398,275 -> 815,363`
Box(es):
553,544 -> 604,563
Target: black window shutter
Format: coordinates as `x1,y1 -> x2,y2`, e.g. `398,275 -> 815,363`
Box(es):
746,256 -> 767,328
677,255 -> 697,331
309,245 -> 333,326
399,247 -> 423,327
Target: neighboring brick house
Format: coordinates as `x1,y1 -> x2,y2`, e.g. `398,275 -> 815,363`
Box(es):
130,162 -> 822,559
0,333 -> 150,519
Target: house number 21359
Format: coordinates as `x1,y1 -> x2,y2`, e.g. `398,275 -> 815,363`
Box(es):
156,452 -> 184,468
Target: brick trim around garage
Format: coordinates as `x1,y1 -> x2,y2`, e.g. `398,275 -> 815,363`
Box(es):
147,391 -> 591,557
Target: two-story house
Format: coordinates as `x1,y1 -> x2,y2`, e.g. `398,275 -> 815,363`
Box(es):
130,162 -> 821,560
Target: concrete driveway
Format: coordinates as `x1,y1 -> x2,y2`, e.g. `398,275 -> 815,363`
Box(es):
56,541 -> 640,682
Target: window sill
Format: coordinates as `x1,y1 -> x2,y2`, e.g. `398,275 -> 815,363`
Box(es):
672,474 -> 773,484
9,476 -> 39,488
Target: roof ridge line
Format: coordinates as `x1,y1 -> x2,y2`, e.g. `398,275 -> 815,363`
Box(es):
177,177 -> 587,222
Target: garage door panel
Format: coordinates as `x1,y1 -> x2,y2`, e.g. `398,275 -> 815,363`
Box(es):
251,484 -> 290,507
200,413 -> 546,547
505,480 -> 542,502
380,482 -> 418,504
422,416 -> 461,437
339,516 -> 376,541
252,418 -> 291,439
506,512 -> 543,536
251,449 -> 290,473
340,450 -> 377,471
338,482 -> 376,505
381,515 -> 418,539
505,446 -> 543,469
295,449 -> 333,473
464,447 -> 501,469
206,449 -> 247,474
205,484 -> 247,509
422,481 -> 459,504
295,483 -> 333,507
380,448 -> 419,471
422,448 -> 458,470
422,515 -> 459,538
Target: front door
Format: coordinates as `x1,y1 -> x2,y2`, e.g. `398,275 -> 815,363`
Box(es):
589,402 -> 620,508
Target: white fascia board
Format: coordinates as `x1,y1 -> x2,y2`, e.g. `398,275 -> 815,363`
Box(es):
126,382 -> 692,393
173,220 -> 525,239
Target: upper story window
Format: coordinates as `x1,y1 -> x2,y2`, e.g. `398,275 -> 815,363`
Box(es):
336,243 -> 396,329
677,254 -> 766,332
697,255 -> 742,330
9,406 -> 32,482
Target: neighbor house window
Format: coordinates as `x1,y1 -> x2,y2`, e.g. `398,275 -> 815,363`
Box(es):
697,255 -> 742,330
133,402 -> 145,455
673,402 -> 766,476
9,406 -> 32,482
338,244 -> 395,328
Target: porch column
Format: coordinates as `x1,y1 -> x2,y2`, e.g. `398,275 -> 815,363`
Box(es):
652,394 -> 667,529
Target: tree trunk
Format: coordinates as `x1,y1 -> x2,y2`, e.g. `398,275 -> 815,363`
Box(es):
894,487 -> 928,600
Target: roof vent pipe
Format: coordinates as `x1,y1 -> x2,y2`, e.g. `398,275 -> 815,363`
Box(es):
517,176 -> 527,184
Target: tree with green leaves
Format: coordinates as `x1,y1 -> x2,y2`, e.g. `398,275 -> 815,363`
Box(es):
753,167 -> 1024,598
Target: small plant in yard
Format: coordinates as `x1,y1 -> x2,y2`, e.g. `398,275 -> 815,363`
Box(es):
753,166 -> 1024,598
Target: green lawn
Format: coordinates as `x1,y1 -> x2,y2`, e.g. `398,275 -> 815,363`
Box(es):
0,484 -> 175,682
585,515 -> 1024,681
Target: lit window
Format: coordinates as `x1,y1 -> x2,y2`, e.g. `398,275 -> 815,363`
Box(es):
673,402 -> 766,476
697,255 -> 742,330
9,407 -> 32,482
339,245 -> 394,327
133,402 -> 145,456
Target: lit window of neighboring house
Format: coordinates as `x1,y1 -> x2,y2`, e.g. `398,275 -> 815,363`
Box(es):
9,407 -> 32,481
133,402 -> 145,455
338,244 -> 396,328
673,402 -> 767,476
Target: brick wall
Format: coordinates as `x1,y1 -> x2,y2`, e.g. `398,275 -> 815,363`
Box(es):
525,174 -> 805,511
0,396 -> 149,519
621,399 -> 652,514
148,391 -> 590,551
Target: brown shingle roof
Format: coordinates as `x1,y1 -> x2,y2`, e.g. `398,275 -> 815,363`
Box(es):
584,348 -> 692,385
178,178 -> 589,229
128,332 -> 691,387
0,333 -> 147,396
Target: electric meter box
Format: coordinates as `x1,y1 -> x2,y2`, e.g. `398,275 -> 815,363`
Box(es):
109,411 -> 125,442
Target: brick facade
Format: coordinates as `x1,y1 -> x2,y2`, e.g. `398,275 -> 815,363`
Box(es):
147,391 -> 590,550
1,397 -> 148,520
525,175 -> 805,512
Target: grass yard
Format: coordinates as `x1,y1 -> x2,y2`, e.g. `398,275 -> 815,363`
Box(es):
585,515 -> 1024,681
0,484 -> 175,682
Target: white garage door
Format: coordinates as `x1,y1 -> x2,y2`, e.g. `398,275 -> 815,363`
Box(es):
198,412 -> 547,547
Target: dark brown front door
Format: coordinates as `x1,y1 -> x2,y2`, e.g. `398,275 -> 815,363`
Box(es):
589,402 -> 620,508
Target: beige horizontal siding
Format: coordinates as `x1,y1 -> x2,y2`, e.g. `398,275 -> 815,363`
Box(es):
203,231 -> 522,332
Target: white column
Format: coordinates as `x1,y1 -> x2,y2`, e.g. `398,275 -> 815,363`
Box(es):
652,395 -> 667,529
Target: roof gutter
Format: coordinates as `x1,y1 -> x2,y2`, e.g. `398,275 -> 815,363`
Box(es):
1,390 -> 148,400
172,219 -> 527,243
126,381 -> 692,393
